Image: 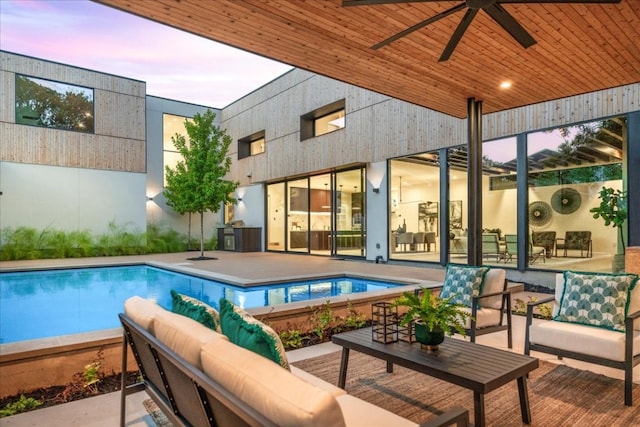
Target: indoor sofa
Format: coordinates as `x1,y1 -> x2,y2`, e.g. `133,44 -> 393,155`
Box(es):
120,296 -> 469,427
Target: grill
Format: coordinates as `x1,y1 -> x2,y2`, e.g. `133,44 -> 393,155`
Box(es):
223,220 -> 245,250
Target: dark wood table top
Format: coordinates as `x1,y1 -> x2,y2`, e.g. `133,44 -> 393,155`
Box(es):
332,327 -> 539,394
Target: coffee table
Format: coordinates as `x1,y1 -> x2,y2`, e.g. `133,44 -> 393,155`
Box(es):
331,327 -> 538,427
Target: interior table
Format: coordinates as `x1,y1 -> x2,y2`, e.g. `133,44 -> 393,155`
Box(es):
332,327 -> 539,427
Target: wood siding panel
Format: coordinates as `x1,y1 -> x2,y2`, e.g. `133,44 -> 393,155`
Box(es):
484,83 -> 640,140
0,52 -> 145,173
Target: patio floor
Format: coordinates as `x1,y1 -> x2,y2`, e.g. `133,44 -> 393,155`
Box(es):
1,251 -> 638,426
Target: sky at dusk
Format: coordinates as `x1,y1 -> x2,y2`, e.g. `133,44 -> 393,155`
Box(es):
0,0 -> 293,108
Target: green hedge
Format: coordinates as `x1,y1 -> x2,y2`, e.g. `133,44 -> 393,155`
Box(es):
0,222 -> 218,261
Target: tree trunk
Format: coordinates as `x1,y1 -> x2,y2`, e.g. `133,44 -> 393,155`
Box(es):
200,211 -> 205,257
188,213 -> 192,250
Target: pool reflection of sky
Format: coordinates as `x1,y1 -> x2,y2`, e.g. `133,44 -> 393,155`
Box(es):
0,266 -> 400,344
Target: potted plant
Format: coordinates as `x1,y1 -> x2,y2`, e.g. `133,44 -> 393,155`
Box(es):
589,186 -> 628,272
393,288 -> 471,351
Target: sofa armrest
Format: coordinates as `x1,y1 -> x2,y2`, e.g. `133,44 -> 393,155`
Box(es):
525,295 -> 555,325
419,407 -> 469,427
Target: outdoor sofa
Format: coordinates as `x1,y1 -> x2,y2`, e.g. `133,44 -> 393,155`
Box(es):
524,271 -> 640,406
119,295 -> 469,427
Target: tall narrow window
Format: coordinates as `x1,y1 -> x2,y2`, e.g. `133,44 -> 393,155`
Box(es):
163,114 -> 191,186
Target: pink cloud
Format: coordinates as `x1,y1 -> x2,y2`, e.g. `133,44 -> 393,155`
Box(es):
0,0 -> 292,107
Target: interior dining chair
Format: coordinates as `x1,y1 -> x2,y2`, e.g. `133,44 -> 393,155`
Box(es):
505,234 -> 545,264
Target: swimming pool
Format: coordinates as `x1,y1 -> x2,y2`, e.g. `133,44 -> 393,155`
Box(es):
0,265 -> 402,344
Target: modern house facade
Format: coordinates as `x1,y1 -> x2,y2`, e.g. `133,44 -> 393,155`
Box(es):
1,51 -> 638,284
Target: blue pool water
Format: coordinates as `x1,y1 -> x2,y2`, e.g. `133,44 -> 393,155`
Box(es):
0,265 -> 401,344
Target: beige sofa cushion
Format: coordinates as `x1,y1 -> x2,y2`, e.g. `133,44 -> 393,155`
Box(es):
153,309 -> 228,370
335,394 -> 417,427
459,306 -> 501,329
123,296 -> 166,334
290,366 -> 347,398
529,319 -> 640,362
480,268 -> 506,309
201,339 -> 346,427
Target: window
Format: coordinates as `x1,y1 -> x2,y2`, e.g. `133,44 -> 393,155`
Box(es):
238,130 -> 265,160
300,99 -> 345,140
163,114 -> 191,186
15,74 -> 94,133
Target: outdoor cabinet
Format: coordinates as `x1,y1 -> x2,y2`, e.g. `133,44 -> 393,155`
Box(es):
217,227 -> 262,252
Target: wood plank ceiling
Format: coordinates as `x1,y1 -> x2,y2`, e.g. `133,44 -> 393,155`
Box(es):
94,0 -> 640,119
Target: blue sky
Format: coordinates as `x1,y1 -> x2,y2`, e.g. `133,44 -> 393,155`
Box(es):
0,0 -> 293,107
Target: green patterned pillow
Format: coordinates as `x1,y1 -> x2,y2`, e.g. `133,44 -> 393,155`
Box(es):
219,298 -> 290,370
554,271 -> 638,332
171,290 -> 221,332
439,265 -> 490,307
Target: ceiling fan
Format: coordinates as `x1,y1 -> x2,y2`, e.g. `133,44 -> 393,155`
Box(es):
343,0 -> 622,62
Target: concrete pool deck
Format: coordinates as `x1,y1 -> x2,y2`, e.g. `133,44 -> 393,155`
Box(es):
1,251 -> 639,425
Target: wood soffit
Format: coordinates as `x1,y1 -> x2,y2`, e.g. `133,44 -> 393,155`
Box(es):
95,0 -> 640,119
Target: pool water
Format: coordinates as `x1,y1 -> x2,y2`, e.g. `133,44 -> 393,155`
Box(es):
0,265 -> 401,344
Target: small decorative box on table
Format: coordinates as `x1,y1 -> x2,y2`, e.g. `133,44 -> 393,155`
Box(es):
371,302 -> 398,343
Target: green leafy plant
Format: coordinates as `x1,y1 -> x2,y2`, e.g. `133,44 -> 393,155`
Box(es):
590,186 -> 628,254
164,109 -> 239,258
393,288 -> 471,336
279,329 -> 305,349
308,300 -> 336,340
0,394 -> 43,417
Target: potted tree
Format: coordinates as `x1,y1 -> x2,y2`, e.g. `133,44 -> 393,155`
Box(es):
589,186 -> 628,272
393,288 -> 471,351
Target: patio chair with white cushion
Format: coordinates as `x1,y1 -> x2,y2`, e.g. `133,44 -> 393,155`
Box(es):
524,271 -> 640,406
438,265 -> 512,348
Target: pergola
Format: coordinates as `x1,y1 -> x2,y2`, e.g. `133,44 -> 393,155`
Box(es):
95,0 -> 640,263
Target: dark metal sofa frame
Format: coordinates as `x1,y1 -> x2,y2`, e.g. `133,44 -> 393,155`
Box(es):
119,312 -> 470,427
524,297 -> 640,406
467,279 -> 513,349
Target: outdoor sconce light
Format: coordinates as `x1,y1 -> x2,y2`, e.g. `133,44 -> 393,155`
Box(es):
372,187 -> 380,193
237,197 -> 243,202
146,196 -> 154,201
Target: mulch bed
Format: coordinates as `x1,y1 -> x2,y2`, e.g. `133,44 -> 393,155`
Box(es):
0,371 -> 140,414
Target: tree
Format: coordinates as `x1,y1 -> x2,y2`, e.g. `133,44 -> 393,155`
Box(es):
164,110 -> 238,259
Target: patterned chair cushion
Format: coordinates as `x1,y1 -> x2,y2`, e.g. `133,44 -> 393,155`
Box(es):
554,271 -> 639,332
439,264 -> 490,307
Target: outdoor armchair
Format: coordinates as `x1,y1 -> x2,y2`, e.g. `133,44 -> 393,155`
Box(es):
524,272 -> 640,406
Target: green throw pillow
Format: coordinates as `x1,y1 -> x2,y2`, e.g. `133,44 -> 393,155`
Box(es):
554,271 -> 638,332
171,290 -> 221,332
439,264 -> 490,307
219,298 -> 290,370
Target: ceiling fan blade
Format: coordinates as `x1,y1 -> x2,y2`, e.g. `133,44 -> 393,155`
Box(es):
484,3 -> 536,49
439,8 -> 478,62
372,3 -> 465,50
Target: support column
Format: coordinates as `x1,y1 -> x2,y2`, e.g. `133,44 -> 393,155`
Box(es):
467,98 -> 483,266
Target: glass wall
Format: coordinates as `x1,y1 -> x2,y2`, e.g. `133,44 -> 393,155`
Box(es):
526,118 -> 625,272
288,178 -> 309,253
335,169 -> 365,257
389,154 -> 440,263
266,182 -> 286,251
266,167 -> 366,256
481,137 -> 517,266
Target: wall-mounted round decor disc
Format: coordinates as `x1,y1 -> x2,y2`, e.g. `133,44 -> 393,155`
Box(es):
551,188 -> 581,214
528,201 -> 552,227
